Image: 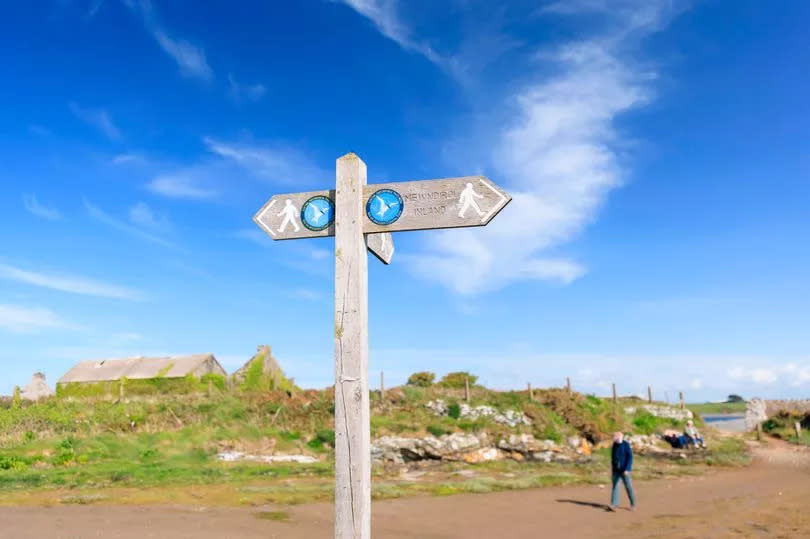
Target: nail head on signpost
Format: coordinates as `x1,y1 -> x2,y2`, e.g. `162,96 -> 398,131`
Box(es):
252,153 -> 511,539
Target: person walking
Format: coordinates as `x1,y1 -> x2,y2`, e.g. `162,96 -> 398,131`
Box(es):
610,431 -> 636,511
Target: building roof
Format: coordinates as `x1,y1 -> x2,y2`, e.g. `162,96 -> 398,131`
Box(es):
58,354 -> 224,384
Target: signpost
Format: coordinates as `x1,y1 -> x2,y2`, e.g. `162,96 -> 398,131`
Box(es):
253,153 -> 511,539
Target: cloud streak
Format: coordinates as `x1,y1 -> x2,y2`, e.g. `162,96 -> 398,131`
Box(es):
203,137 -> 328,185
338,0 -> 445,68
0,262 -> 145,301
23,194 -> 62,221
125,0 -> 213,81
69,102 -> 121,140
83,198 -> 175,248
0,304 -> 80,333
344,0 -> 678,294
228,74 -> 266,103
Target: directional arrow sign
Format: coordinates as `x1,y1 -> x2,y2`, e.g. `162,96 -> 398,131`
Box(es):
254,175 -> 510,239
253,190 -> 394,263
362,175 -> 511,234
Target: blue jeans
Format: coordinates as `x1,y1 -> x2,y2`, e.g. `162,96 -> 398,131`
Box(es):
611,472 -> 636,507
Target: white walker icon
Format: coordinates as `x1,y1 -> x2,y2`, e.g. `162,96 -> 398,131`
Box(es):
277,199 -> 301,233
458,182 -> 485,218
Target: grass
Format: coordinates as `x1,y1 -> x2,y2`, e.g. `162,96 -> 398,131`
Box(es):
254,510 -> 290,521
0,384 -> 752,506
688,401 -> 747,416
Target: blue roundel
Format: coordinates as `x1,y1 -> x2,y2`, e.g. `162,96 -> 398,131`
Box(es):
366,189 -> 403,226
301,196 -> 334,231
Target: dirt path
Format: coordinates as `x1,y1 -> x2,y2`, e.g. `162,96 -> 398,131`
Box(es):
2,440 -> 808,539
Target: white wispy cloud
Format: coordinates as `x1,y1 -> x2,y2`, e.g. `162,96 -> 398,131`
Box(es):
69,101 -> 122,140
338,0 -> 445,67
0,262 -> 145,301
112,153 -> 139,164
23,194 -> 62,221
203,137 -> 328,185
83,198 -> 175,248
0,304 -> 80,333
147,173 -> 219,200
125,0 -> 213,81
128,202 -> 172,231
228,73 -> 266,103
348,0 -> 677,294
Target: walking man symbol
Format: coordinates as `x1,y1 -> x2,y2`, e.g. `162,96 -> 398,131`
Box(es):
277,199 -> 301,233
458,183 -> 484,218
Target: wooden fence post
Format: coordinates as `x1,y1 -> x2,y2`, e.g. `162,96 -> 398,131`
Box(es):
756,422 -> 763,441
648,386 -> 652,404
380,371 -> 385,403
464,376 -> 470,403
795,421 -> 802,439
528,382 -> 534,401
612,383 -> 617,404
566,377 -> 571,393
679,392 -> 684,410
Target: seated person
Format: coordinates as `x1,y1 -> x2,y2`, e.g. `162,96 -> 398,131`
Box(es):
662,429 -> 687,449
683,420 -> 705,448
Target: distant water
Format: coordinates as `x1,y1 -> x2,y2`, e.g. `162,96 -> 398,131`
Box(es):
703,414 -> 747,433
703,414 -> 745,423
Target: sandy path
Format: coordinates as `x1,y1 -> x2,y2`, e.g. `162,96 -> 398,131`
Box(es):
1,441 -> 808,539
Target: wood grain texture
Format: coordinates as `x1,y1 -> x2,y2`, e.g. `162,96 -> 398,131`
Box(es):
254,175 -> 511,239
253,189 -> 335,241
333,153 -> 371,539
362,176 -> 511,234
365,232 -> 394,264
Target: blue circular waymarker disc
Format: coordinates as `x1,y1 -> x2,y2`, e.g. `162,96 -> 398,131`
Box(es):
366,189 -> 403,226
301,196 -> 334,231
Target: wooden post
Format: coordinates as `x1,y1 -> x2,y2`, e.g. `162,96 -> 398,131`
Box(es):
528,382 -> 533,401
464,376 -> 470,403
679,392 -> 684,410
380,371 -> 385,403
566,377 -> 571,393
795,421 -> 802,439
756,422 -> 763,441
647,386 -> 652,404
612,383 -> 617,404
333,153 -> 370,539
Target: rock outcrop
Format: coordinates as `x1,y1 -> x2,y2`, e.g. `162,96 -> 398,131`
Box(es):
425,400 -> 532,427
623,404 -> 693,421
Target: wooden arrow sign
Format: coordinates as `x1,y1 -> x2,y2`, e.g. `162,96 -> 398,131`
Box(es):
252,190 -> 394,263
362,176 -> 511,234
254,175 -> 510,239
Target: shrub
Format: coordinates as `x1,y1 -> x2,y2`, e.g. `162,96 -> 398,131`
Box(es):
438,372 -> 477,389
315,429 -> 336,447
448,402 -> 461,420
427,424 -> 448,437
407,372 -> 435,387
0,455 -> 28,471
727,394 -> 744,403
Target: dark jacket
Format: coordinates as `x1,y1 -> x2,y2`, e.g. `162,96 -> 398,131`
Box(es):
611,440 -> 633,474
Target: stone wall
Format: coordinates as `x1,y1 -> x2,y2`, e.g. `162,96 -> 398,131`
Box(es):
745,398 -> 810,431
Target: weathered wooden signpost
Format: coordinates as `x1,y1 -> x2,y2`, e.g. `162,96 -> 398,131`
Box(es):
253,153 -> 511,539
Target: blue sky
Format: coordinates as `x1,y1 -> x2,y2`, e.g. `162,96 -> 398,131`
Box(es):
1,0 -> 808,401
